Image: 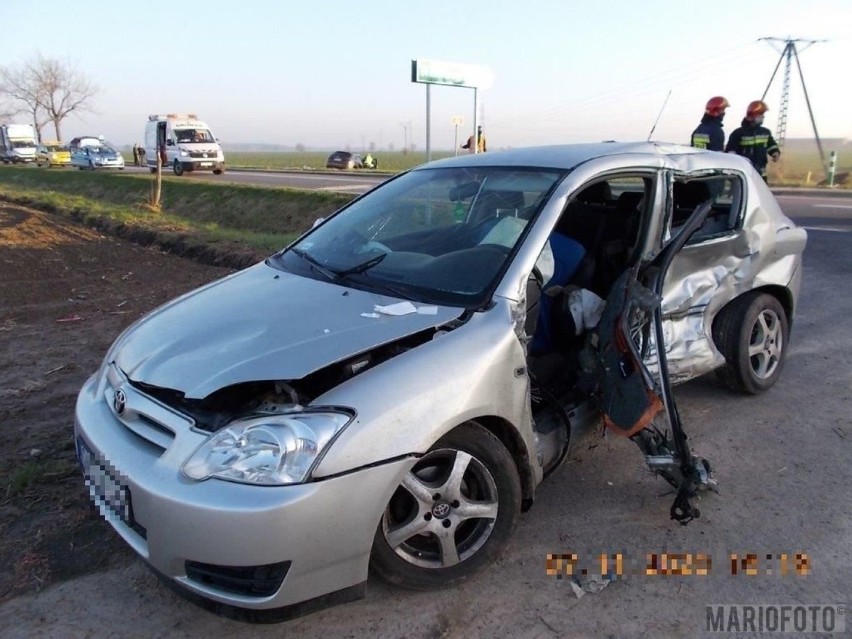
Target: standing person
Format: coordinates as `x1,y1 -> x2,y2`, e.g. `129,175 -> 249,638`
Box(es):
461,125 -> 487,153
137,146 -> 146,167
725,100 -> 781,181
132,143 -> 140,166
691,96 -> 729,151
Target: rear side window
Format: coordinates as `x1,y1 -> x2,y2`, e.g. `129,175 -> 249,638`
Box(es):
671,176 -> 743,243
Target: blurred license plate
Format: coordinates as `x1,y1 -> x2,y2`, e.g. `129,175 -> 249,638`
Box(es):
200,162 -> 212,167
76,437 -> 132,524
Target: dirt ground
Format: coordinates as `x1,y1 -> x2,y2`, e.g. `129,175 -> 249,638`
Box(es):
0,203 -> 233,601
0,202 -> 849,638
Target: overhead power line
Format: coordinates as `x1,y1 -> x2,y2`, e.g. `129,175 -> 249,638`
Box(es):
759,36 -> 828,174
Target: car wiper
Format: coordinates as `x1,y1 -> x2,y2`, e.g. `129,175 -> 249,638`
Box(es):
361,279 -> 418,301
289,247 -> 339,283
335,252 -> 388,276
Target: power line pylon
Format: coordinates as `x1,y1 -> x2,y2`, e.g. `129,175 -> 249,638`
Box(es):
759,37 -> 828,175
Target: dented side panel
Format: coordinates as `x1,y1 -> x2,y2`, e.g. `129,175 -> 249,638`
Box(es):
659,172 -> 807,382
312,298 -> 540,485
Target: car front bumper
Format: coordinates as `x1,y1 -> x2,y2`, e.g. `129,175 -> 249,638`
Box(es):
177,160 -> 225,172
74,372 -> 413,613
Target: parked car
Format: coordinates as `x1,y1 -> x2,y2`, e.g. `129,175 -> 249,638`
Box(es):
35,142 -> 71,167
75,142 -> 806,621
326,150 -> 363,170
69,136 -> 125,170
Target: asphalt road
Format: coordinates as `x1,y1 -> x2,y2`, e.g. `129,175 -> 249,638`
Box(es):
122,165 -> 388,194
775,191 -> 852,232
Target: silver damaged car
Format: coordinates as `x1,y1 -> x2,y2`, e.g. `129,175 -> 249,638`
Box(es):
75,142 -> 806,620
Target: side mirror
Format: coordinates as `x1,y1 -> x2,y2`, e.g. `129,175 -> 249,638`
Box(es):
166,139 -> 174,147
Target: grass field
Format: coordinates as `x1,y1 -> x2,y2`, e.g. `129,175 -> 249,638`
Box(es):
764,138 -> 851,186
219,141 -> 851,186
221,150 -> 457,173
0,167 -> 354,261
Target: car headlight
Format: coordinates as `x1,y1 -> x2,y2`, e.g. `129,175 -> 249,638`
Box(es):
180,150 -> 189,157
182,411 -> 353,485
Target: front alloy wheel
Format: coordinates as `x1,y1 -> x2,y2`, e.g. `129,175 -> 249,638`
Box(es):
370,422 -> 521,590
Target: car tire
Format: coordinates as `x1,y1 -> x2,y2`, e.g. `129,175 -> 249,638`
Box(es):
212,168 -> 223,175
370,421 -> 521,590
173,160 -> 184,176
712,292 -> 788,394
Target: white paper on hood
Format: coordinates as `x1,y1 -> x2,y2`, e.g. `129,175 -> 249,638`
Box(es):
374,301 -> 418,316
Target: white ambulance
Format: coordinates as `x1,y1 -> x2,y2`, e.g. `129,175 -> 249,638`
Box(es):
144,114 -> 225,176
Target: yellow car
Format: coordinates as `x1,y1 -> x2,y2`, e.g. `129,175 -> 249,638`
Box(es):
36,142 -> 71,167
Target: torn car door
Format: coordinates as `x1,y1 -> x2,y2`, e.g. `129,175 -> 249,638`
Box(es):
595,198 -> 717,524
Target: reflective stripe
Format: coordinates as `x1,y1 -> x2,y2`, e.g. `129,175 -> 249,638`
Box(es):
692,133 -> 710,149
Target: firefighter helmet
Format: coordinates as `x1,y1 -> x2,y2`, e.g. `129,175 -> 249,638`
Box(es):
705,96 -> 729,117
746,100 -> 769,119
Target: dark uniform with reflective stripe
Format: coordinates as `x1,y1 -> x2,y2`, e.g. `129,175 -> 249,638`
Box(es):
690,114 -> 725,151
725,119 -> 780,179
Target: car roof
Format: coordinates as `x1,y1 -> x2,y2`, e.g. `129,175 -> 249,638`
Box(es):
419,141 -> 751,174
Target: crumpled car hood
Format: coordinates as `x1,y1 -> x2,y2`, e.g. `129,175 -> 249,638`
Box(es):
113,262 -> 463,398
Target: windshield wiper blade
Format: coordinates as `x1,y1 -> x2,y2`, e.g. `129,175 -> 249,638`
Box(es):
289,247 -> 339,283
363,279 -> 417,301
335,252 -> 388,276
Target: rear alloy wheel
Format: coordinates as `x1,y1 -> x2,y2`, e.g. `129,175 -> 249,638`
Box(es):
370,422 -> 521,590
173,160 -> 184,176
713,292 -> 788,394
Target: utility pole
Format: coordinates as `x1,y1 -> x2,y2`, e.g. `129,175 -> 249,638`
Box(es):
760,36 -> 828,174
399,121 -> 412,153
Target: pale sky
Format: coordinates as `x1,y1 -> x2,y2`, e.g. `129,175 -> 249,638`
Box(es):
1,0 -> 850,150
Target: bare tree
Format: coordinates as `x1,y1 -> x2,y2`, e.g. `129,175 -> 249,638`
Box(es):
32,55 -> 98,142
0,53 -> 97,142
0,64 -> 50,140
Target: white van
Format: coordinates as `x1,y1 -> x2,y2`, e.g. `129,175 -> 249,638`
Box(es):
144,114 -> 225,176
0,124 -> 37,163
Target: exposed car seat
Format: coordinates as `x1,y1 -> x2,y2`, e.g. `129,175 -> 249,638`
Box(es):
594,190 -> 645,293
529,233 -> 585,354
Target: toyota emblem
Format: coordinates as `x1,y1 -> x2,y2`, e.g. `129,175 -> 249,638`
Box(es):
113,388 -> 127,416
432,502 -> 451,519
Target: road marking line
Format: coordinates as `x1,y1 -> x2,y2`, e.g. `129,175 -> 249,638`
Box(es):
813,204 -> 852,209
319,184 -> 373,192
238,171 -> 378,184
802,226 -> 850,233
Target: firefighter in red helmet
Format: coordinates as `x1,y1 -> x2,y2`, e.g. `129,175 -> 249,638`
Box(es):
725,100 -> 781,181
691,96 -> 729,151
